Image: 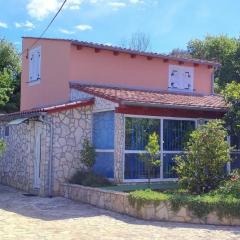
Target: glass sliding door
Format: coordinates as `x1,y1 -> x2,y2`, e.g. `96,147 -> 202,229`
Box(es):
124,117 -> 160,179
124,116 -> 196,181
163,119 -> 195,178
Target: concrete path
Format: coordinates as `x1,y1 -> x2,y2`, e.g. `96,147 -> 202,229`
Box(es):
0,185 -> 240,240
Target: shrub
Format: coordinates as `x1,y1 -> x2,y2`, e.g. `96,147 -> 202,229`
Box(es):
69,171 -> 113,187
175,120 -> 231,194
128,189 -> 240,219
80,138 -> 96,170
0,140 -> 5,155
214,169 -> 240,197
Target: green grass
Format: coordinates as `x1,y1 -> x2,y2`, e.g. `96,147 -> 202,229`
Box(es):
100,181 -> 178,192
128,189 -> 240,219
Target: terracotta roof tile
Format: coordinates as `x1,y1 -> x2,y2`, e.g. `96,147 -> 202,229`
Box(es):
71,83 -> 227,111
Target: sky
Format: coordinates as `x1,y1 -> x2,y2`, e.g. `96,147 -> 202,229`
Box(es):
0,0 -> 239,54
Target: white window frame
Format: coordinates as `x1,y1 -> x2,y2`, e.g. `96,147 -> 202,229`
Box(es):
29,46 -> 41,86
123,114 -> 198,183
168,65 -> 194,92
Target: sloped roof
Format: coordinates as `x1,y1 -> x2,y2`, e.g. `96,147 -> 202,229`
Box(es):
70,83 -> 227,112
0,99 -> 94,121
23,37 -> 220,67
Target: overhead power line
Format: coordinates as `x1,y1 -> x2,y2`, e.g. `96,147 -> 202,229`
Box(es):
20,0 -> 68,57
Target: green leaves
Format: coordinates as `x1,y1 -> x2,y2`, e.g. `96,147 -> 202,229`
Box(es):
175,120 -> 231,194
80,138 -> 96,170
0,39 -> 21,113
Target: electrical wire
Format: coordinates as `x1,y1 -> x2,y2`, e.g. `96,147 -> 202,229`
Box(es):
19,0 -> 67,57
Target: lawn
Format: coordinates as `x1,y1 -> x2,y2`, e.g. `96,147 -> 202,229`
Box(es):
100,181 -> 178,192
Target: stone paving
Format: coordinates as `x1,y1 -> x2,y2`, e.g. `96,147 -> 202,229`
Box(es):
0,185 -> 240,240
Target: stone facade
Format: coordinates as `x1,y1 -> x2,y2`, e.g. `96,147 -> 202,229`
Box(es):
0,120 -> 49,195
51,105 -> 92,194
61,183 -> 240,226
114,113 -> 125,183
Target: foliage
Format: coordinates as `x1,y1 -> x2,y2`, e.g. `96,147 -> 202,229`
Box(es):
0,39 -> 21,112
69,171 -> 113,187
0,140 -> 6,155
128,189 -> 240,219
175,120 -> 231,194
214,169 -> 240,198
169,35 -> 240,91
140,132 -> 160,188
223,81 -> 240,136
80,138 -> 96,170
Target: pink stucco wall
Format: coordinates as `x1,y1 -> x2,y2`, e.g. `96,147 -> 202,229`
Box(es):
21,38 -> 213,111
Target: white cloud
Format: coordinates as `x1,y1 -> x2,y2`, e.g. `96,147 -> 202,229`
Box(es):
75,24 -> 92,31
0,21 -> 8,29
108,1 -> 126,9
15,21 -> 35,30
59,28 -> 75,34
26,0 -> 82,20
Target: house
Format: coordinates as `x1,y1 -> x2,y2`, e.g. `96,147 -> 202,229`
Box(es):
0,37 -> 237,196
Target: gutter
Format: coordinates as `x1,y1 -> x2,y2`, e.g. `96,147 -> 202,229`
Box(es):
120,101 -> 227,112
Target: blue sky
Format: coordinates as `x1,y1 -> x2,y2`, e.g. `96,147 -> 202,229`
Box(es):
0,0 -> 239,53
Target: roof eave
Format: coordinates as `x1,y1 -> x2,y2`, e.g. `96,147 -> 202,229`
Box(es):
121,101 -> 227,112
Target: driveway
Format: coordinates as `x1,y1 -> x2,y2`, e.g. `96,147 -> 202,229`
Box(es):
0,185 -> 240,240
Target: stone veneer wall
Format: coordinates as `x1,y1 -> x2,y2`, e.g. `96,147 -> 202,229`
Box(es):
50,105 -> 93,195
0,120 -> 48,195
61,183 -> 240,226
114,113 -> 125,183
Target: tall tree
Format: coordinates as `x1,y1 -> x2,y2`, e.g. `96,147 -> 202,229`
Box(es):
0,39 -> 21,113
120,32 -> 151,52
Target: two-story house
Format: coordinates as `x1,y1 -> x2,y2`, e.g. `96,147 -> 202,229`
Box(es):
0,37 -> 231,196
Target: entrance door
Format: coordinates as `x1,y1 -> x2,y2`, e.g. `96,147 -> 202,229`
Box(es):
34,124 -> 41,188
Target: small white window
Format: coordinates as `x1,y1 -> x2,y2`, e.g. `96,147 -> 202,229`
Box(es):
29,46 -> 41,84
169,65 -> 194,91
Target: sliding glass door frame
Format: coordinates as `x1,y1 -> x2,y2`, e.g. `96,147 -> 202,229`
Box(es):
123,114 -> 198,182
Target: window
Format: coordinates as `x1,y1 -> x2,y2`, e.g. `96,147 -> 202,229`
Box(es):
124,117 -> 196,180
92,111 -> 114,178
29,46 -> 41,84
4,126 -> 9,137
169,65 -> 194,91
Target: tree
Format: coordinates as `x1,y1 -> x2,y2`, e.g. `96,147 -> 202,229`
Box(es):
120,32 -> 151,52
140,132 -> 160,188
175,120 -> 231,194
0,39 -> 21,113
168,35 -> 240,91
223,81 -> 240,136
187,35 -> 239,90
80,138 -> 96,170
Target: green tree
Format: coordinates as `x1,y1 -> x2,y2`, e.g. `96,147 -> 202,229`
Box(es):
140,132 -> 160,188
187,35 -> 239,90
223,81 -> 240,136
0,39 -> 21,113
80,138 -> 96,170
175,120 -> 231,194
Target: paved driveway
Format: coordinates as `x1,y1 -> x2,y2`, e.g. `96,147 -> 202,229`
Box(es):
0,185 -> 240,240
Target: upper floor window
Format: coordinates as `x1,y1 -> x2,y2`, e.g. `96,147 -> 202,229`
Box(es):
168,65 -> 194,91
29,46 -> 41,84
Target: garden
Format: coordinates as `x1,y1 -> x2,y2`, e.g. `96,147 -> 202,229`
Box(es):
67,81 -> 240,223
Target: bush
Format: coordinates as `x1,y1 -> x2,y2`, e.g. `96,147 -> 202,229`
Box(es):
214,170 -> 240,198
175,120 -> 231,194
80,139 -> 96,170
128,189 -> 240,219
69,171 -> 113,187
